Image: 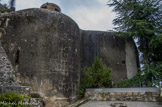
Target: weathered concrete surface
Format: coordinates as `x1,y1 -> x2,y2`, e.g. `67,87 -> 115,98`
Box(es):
0,8 -> 81,106
80,101 -> 162,107
125,38 -> 139,79
81,31 -> 139,81
86,88 -> 161,92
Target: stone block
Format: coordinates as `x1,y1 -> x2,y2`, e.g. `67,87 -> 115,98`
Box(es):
145,92 -> 152,97
110,97 -> 116,101
122,92 -> 127,96
152,92 -> 160,97
127,92 -> 132,96
139,92 -> 145,96
144,98 -> 149,102
126,97 -> 131,101
116,92 -> 122,96
133,92 -> 139,96
151,97 -> 157,102
85,92 -> 91,96
110,92 -> 115,96
132,97 -> 137,101
137,96 -> 143,101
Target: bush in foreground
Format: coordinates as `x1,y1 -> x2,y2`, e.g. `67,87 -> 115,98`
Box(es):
78,57 -> 112,98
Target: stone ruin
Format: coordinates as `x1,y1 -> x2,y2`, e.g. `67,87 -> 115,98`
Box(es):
0,3 -> 139,107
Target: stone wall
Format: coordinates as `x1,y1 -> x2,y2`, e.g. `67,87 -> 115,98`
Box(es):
0,42 -> 18,86
0,85 -> 31,94
0,43 -> 44,107
85,88 -> 161,102
0,42 -> 31,94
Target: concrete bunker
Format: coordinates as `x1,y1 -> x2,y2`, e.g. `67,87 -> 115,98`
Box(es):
0,3 -> 139,106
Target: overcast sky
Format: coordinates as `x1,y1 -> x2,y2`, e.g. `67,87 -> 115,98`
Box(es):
2,0 -> 116,31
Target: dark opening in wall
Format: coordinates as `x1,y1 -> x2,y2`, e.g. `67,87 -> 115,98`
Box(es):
15,50 -> 20,65
122,60 -> 125,64
41,6 -> 47,8
55,8 -> 59,12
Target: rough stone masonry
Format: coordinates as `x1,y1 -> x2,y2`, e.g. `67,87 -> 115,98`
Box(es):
0,3 -> 139,106
85,88 -> 161,102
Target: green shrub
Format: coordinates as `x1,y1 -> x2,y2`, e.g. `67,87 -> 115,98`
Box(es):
78,57 -> 112,98
142,62 -> 162,86
157,96 -> 162,102
113,72 -> 144,88
0,92 -> 31,107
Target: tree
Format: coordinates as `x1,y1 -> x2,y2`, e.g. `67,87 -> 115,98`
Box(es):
10,0 -> 15,11
0,0 -> 14,13
0,0 -> 15,13
108,0 -> 162,86
78,57 -> 112,98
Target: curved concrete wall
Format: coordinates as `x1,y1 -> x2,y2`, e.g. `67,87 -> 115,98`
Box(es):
125,38 -> 139,79
81,30 -> 139,81
0,8 -> 81,101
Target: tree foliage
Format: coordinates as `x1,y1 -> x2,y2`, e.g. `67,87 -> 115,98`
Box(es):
9,0 -> 15,11
108,0 -> 162,86
0,1 -> 11,13
114,63 -> 162,87
108,0 -> 162,63
0,0 -> 15,13
78,57 -> 112,98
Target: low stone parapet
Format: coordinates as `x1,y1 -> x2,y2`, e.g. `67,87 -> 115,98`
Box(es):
0,85 -> 31,94
85,88 -> 161,102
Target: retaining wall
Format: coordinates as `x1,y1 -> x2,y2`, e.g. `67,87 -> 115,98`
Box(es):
85,88 -> 161,102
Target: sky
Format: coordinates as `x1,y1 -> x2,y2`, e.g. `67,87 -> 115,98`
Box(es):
1,0 -> 116,31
